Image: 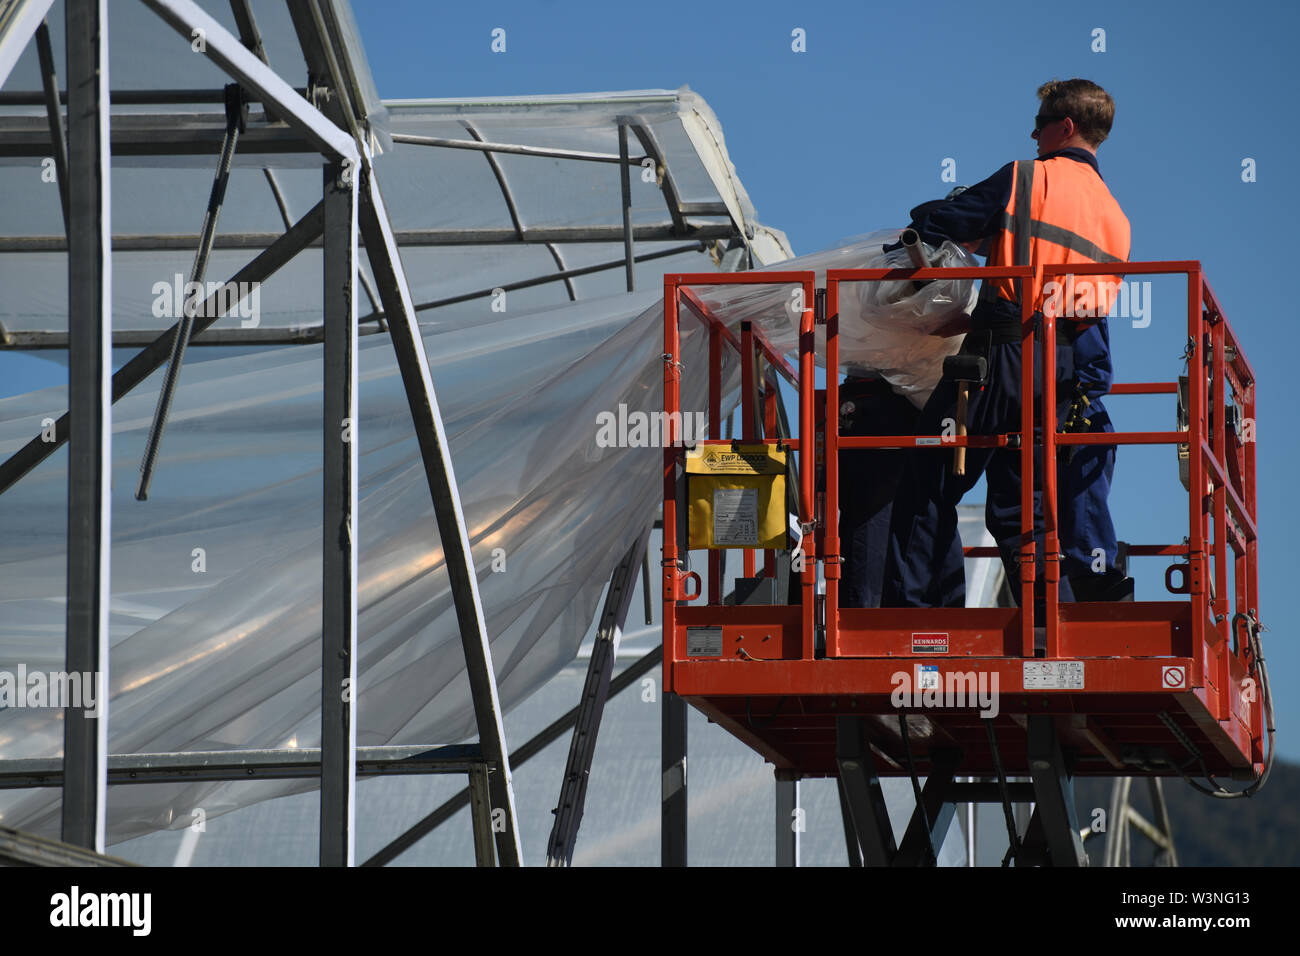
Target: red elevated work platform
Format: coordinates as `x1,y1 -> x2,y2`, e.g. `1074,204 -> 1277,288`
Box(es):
660,263 -> 1267,865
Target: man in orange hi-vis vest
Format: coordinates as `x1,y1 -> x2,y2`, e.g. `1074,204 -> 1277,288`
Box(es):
882,79 -> 1132,623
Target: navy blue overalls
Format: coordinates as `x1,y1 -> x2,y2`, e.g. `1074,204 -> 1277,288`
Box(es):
837,376 -> 960,608
879,303 -> 1076,617
1060,319 -> 1118,584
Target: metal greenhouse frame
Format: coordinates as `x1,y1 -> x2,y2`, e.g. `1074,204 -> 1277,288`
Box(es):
0,0 -> 782,866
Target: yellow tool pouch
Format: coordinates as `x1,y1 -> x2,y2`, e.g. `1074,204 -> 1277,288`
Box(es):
685,443 -> 787,549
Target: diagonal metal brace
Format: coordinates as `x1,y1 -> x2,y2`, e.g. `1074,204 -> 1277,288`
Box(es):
135,83 -> 244,500
893,747 -> 962,866
356,166 -> 522,866
836,715 -> 897,866
546,528 -> 650,866
0,201 -> 324,497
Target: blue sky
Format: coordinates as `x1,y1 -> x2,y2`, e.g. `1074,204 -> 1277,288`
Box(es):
2,0 -> 1295,761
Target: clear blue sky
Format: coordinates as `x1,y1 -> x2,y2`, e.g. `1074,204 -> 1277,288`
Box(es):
3,0 -> 1296,761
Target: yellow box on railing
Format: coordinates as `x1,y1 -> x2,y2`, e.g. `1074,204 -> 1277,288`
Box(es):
686,443 -> 787,549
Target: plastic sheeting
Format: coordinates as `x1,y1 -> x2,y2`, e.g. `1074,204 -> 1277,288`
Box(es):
0,287 -> 738,841
0,230 -> 975,842
697,230 -> 977,407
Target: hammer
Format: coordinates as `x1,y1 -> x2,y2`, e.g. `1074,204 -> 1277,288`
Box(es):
941,353 -> 988,476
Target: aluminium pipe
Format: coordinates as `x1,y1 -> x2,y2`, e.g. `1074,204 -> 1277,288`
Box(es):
900,227 -> 930,270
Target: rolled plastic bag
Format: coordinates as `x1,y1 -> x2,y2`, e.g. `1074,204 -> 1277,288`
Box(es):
693,230 -> 978,407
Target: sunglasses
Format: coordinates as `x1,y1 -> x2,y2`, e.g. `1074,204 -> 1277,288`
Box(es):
1034,114 -> 1068,134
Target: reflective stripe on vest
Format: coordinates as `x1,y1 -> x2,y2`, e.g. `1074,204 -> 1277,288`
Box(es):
984,157 -> 1130,321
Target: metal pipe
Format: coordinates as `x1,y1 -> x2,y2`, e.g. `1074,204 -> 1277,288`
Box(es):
542,243 -> 578,301
135,87 -> 242,501
0,87 -> 308,105
965,777 -> 977,866
619,122 -> 635,292
34,22 -> 70,233
61,0 -> 112,855
0,745 -> 488,788
380,242 -> 702,319
0,224 -> 735,252
0,326 -> 387,349
319,159 -> 359,868
262,166 -> 293,228
391,130 -> 646,166
900,227 -> 929,269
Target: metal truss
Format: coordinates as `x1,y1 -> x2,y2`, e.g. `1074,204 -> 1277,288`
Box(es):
0,0 -> 765,869
0,0 -> 522,867
1092,777 -> 1179,867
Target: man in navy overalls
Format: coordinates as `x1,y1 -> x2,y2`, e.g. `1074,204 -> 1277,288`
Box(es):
879,79 -> 1132,622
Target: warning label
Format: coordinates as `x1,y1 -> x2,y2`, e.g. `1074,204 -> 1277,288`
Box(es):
687,448 -> 785,474
917,664 -> 940,691
712,487 -> 758,546
1023,661 -> 1085,689
912,633 -> 949,654
1161,665 -> 1186,689
686,626 -> 723,657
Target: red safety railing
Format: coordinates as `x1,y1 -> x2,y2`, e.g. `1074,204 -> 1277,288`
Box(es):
663,261 -> 1260,742
663,272 -> 818,656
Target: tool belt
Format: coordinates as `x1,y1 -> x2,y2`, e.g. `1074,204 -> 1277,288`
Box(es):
839,375 -> 907,437
970,291 -> 1078,346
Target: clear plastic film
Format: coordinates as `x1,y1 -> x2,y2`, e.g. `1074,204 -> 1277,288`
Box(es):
0,290 -> 738,842
0,231 -> 965,843
695,230 -> 977,407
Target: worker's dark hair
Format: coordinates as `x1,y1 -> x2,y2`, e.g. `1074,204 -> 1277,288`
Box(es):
1037,79 -> 1115,147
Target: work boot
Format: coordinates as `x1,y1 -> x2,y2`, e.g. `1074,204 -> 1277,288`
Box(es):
1069,569 -> 1134,602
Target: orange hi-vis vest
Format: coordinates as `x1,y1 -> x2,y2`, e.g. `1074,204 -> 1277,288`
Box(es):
984,156 -> 1131,323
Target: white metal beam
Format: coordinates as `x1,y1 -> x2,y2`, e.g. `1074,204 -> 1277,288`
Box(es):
357,167 -> 523,866
0,0 -> 56,90
138,0 -> 357,164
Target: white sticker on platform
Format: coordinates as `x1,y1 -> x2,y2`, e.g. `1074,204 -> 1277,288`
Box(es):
917,664 -> 940,691
686,626 -> 723,657
1161,665 -> 1186,689
1023,660 -> 1085,690
713,487 -> 758,546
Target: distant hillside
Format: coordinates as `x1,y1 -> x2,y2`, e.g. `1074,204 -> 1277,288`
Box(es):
1074,759 -> 1299,866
